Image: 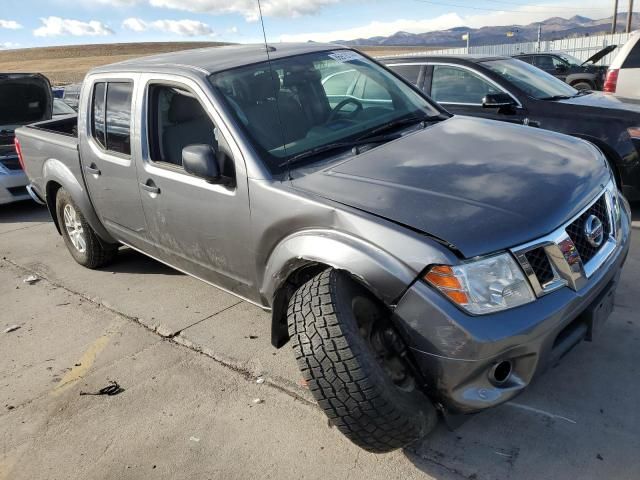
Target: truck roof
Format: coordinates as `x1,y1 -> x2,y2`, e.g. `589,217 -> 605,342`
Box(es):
91,43 -> 341,77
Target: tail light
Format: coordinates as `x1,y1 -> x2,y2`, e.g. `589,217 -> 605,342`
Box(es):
603,69 -> 619,93
14,137 -> 25,171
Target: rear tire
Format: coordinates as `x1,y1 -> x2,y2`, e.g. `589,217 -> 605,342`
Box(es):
55,188 -> 118,269
288,268 -> 437,453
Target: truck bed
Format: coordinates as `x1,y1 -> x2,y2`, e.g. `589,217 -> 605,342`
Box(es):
15,115 -> 81,201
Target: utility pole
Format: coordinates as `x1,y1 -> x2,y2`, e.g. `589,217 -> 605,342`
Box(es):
537,24 -> 542,52
627,0 -> 634,33
612,0 -> 618,34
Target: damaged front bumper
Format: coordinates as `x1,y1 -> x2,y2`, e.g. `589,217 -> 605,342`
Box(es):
392,195 -> 632,415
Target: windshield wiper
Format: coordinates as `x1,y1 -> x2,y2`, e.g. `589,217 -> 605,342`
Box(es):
280,133 -> 401,168
539,95 -> 573,101
357,114 -> 433,141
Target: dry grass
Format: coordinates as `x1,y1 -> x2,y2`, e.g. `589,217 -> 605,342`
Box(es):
0,42 -> 228,84
0,42 -> 437,85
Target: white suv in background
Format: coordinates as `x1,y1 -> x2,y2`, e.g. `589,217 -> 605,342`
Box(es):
604,30 -> 640,97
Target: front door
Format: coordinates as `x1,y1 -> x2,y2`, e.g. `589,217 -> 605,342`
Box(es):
135,76 -> 254,299
425,64 -> 527,125
80,77 -> 149,249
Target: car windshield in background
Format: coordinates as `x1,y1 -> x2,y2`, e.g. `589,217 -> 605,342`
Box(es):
210,50 -> 441,173
557,53 -> 583,66
482,58 -> 579,100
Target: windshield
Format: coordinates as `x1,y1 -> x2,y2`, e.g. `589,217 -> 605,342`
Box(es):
481,58 -> 578,99
210,50 -> 441,173
53,99 -> 76,115
557,53 -> 582,66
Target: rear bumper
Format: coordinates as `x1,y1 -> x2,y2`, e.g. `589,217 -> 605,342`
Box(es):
0,170 -> 30,205
392,203 -> 631,414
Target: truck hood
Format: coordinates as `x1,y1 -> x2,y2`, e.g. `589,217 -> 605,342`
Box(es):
291,116 -> 611,258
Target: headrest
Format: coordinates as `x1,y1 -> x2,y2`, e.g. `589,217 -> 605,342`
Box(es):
168,94 -> 206,123
244,71 -> 280,102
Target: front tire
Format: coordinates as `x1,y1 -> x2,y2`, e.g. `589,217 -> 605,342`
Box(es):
572,81 -> 593,91
288,268 -> 437,453
55,188 -> 118,269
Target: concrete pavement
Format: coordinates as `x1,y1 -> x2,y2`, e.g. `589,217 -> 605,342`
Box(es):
1,200 -> 640,479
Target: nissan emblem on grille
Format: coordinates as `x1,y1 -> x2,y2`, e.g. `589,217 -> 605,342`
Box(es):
584,214 -> 604,248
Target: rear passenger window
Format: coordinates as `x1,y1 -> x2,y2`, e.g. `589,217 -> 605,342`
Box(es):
92,83 -> 106,149
389,64 -> 422,85
91,81 -> 133,156
622,41 -> 640,68
106,83 -> 133,155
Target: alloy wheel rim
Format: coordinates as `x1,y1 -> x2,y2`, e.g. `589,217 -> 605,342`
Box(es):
63,204 -> 86,253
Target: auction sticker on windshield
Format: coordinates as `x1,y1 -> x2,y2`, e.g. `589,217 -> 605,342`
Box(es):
329,50 -> 361,63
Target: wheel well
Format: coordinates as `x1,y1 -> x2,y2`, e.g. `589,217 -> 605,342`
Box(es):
570,79 -> 594,89
570,135 -> 623,188
46,181 -> 63,234
271,262 -> 329,348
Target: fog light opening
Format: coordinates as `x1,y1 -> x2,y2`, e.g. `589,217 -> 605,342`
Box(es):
491,360 -> 513,385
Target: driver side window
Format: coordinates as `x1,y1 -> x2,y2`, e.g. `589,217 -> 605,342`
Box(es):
431,65 -> 501,104
147,84 -> 234,178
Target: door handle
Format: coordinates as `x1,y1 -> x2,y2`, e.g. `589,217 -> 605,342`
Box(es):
140,180 -> 160,195
85,164 -> 101,175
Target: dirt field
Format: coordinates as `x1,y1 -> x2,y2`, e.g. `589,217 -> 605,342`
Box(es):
0,42 -> 436,85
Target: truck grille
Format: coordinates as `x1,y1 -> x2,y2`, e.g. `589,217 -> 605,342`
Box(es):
565,194 -> 610,264
525,248 -> 555,286
512,184 -> 619,298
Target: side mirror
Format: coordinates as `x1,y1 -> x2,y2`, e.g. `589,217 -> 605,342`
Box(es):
555,64 -> 568,73
482,93 -> 516,109
182,145 -> 221,183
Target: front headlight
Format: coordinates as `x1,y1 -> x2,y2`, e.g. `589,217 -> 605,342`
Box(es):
424,253 -> 535,315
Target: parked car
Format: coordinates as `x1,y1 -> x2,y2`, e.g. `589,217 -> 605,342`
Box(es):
16,44 -> 631,452
513,46 -> 616,90
604,30 -> 640,97
383,55 -> 640,201
0,72 -> 52,205
53,98 -> 76,117
60,83 -> 81,111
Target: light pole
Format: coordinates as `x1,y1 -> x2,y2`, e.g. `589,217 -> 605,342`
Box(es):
612,0 -> 619,34
627,0 -> 635,33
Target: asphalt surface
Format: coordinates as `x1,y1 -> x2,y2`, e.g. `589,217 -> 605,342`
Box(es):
1,201 -> 639,480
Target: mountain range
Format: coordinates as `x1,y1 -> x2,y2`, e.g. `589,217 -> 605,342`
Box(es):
339,13 -> 640,47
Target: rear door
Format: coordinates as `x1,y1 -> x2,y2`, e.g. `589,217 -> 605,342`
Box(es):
424,63 -> 527,124
79,75 -> 149,249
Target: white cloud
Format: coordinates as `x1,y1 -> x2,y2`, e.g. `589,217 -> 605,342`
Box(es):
122,17 -> 214,36
148,0 -> 340,22
122,17 -> 148,32
279,1 -> 613,42
0,42 -> 20,49
0,19 -> 23,30
34,17 -> 114,37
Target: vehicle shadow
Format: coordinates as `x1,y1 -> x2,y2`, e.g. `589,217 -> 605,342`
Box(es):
0,200 -> 49,224
108,247 -> 184,276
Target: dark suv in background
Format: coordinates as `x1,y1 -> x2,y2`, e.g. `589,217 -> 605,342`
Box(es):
383,54 -> 640,201
514,46 -> 616,90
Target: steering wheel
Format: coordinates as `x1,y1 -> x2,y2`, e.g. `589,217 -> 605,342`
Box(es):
327,98 -> 363,123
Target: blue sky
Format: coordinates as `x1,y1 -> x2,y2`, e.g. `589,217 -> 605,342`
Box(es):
0,0 -> 615,49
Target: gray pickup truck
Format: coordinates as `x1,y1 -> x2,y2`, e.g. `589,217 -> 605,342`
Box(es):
16,44 -> 631,453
